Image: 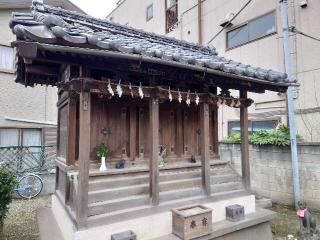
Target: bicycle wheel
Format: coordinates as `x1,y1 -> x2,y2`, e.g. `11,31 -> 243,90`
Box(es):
17,174 -> 43,199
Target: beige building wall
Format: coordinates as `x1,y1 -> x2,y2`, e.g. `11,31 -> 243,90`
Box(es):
0,9 -> 58,129
0,1 -> 84,147
108,0 -> 320,142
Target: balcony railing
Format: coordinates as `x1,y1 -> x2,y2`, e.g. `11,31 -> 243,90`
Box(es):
166,4 -> 178,33
0,145 -> 56,173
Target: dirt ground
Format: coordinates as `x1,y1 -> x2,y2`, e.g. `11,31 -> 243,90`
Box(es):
270,204 -> 320,240
2,197 -> 320,240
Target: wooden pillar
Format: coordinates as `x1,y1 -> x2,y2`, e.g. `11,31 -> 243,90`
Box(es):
130,105 -> 137,161
66,97 -> 77,166
149,92 -> 159,205
240,90 -> 250,190
211,87 -> 219,157
212,106 -> 219,157
200,102 -> 211,195
176,108 -> 184,158
75,91 -> 91,229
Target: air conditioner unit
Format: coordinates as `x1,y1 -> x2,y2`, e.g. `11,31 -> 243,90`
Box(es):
219,13 -> 235,28
300,0 -> 308,8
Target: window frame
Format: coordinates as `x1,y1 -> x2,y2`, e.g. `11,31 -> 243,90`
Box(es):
226,10 -> 277,50
0,44 -> 15,74
0,127 -> 43,147
146,4 -> 153,22
227,119 -> 279,136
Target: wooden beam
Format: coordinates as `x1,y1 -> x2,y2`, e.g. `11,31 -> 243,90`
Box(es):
25,65 -> 59,76
149,92 -> 160,205
175,107 -> 184,157
240,90 -> 251,190
129,105 -> 137,161
66,96 -> 77,166
200,102 -> 211,195
75,91 -> 91,229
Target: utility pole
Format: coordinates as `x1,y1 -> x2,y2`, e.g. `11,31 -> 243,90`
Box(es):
279,0 -> 300,208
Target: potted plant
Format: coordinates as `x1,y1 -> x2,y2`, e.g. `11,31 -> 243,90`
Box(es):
0,168 -> 17,239
96,143 -> 109,171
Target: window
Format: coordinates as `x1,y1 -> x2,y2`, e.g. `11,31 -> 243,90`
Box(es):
226,11 -> 276,49
0,129 -> 19,147
227,25 -> 248,49
0,128 -> 42,147
228,121 -> 252,136
0,45 -> 14,72
146,4 -> 153,21
228,120 -> 278,136
166,0 -> 178,33
252,120 -> 278,132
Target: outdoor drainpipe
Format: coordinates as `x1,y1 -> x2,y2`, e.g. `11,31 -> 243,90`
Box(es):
198,0 -> 202,45
279,0 -> 300,208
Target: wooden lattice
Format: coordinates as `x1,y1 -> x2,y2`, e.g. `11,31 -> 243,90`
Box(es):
0,145 -> 56,173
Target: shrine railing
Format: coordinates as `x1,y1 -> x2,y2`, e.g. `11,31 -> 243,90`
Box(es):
0,145 -> 56,174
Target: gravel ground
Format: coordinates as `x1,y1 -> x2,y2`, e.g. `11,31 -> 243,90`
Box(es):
3,195 -> 51,240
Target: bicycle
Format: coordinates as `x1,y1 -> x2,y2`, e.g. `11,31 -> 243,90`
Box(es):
13,173 -> 43,199
0,161 -> 43,199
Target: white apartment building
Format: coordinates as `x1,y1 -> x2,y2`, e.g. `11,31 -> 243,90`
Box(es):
0,0 -> 84,148
108,0 -> 320,142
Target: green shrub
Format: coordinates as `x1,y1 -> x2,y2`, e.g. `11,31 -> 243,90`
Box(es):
0,168 -> 17,226
223,124 -> 302,147
96,143 -> 109,159
223,133 -> 241,143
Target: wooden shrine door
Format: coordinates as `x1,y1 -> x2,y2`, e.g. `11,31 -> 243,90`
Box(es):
159,104 -> 177,160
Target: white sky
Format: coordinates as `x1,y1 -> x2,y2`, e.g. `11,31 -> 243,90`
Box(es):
70,0 -> 119,18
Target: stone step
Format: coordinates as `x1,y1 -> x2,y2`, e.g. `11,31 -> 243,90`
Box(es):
160,189 -> 247,207
88,174 -> 240,203
89,184 -> 149,203
89,174 -> 149,191
211,181 -> 244,193
88,194 -> 150,216
87,189 -> 248,224
89,166 -> 236,191
159,174 -> 240,192
160,181 -> 244,202
88,162 -> 232,181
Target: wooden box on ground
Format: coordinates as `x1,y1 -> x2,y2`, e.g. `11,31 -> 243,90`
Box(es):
172,205 -> 212,240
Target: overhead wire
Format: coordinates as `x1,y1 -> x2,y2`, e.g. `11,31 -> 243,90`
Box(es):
207,0 -> 253,44
289,26 -> 320,42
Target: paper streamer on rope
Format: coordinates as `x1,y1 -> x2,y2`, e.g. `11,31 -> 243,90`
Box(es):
168,87 -> 173,102
138,82 -> 144,99
186,90 -> 191,106
129,83 -> 134,98
195,92 -> 200,106
101,80 -> 247,108
107,79 -> 114,96
178,89 -> 182,103
116,80 -> 123,97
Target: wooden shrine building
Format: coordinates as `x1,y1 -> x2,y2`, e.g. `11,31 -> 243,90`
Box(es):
10,0 -> 297,234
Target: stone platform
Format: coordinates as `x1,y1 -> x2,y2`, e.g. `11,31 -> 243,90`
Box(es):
153,208 -> 276,240
41,193 -> 276,240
